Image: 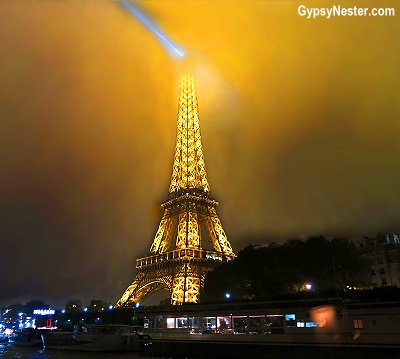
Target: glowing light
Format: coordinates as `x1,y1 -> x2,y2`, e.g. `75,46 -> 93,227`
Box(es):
310,305 -> 337,331
225,293 -> 231,299
119,1 -> 184,58
33,309 -> 55,315
306,283 -> 312,290
83,308 -> 88,312
108,305 -> 113,310
135,303 -> 140,308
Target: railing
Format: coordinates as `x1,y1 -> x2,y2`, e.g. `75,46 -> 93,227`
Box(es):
136,248 -> 233,267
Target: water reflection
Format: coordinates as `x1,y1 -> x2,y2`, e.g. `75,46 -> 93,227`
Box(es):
0,344 -> 143,359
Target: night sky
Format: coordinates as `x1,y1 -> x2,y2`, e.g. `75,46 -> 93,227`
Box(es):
1,1 -> 399,309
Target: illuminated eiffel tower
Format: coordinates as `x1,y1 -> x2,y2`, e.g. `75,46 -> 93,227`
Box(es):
115,73 -> 235,307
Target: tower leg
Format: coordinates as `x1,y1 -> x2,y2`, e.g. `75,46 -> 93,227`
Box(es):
171,262 -> 202,305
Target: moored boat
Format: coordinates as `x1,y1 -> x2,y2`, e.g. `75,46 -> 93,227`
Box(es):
137,299 -> 400,358
41,324 -> 139,352
12,328 -> 45,347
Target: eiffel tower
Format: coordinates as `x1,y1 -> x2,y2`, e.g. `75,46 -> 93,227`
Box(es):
115,73 -> 235,307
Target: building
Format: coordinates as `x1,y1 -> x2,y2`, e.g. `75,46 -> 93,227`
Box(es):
353,234 -> 400,287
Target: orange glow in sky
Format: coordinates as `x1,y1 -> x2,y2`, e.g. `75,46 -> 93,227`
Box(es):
0,1 -> 399,307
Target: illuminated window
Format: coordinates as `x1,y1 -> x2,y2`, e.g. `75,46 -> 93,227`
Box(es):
176,317 -> 187,328
203,317 -> 216,331
306,322 -> 317,327
353,319 -> 363,329
285,314 -> 296,328
217,316 -> 231,331
166,318 -> 175,328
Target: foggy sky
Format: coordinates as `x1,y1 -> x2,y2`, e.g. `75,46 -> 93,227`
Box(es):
1,1 -> 399,309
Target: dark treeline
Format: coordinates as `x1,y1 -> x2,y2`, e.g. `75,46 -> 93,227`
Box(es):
201,237 -> 372,302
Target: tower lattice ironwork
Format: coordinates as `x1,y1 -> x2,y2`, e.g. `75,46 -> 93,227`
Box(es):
115,73 -> 235,307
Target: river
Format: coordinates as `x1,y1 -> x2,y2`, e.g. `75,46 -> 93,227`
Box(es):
2,341 -> 398,359
0,344 -> 148,359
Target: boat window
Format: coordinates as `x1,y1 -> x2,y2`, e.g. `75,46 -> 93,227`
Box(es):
353,319 -> 363,329
176,317 -> 187,328
285,314 -> 296,328
265,315 -> 283,327
285,314 -> 295,321
188,317 -> 201,329
248,316 -> 263,334
155,318 -> 163,329
217,316 -> 231,332
202,317 -> 216,332
233,316 -> 247,334
306,322 -> 317,327
296,320 -> 305,328
166,318 -> 175,328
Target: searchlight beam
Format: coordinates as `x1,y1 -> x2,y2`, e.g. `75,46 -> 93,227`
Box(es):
120,1 -> 185,58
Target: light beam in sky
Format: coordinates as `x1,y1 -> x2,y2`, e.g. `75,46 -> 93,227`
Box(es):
119,0 -> 185,58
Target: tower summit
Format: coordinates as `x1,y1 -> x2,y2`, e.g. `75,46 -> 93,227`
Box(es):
115,74 -> 235,307
169,73 -> 210,195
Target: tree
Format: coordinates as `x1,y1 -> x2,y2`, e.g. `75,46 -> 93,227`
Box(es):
301,237 -> 372,291
65,299 -> 82,313
301,236 -> 337,290
25,300 -> 49,315
87,299 -> 109,312
201,237 -> 372,302
201,244 -> 308,302
329,238 -> 372,290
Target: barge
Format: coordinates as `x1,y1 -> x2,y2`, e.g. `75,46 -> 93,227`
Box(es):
136,298 -> 400,358
12,325 -> 139,352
